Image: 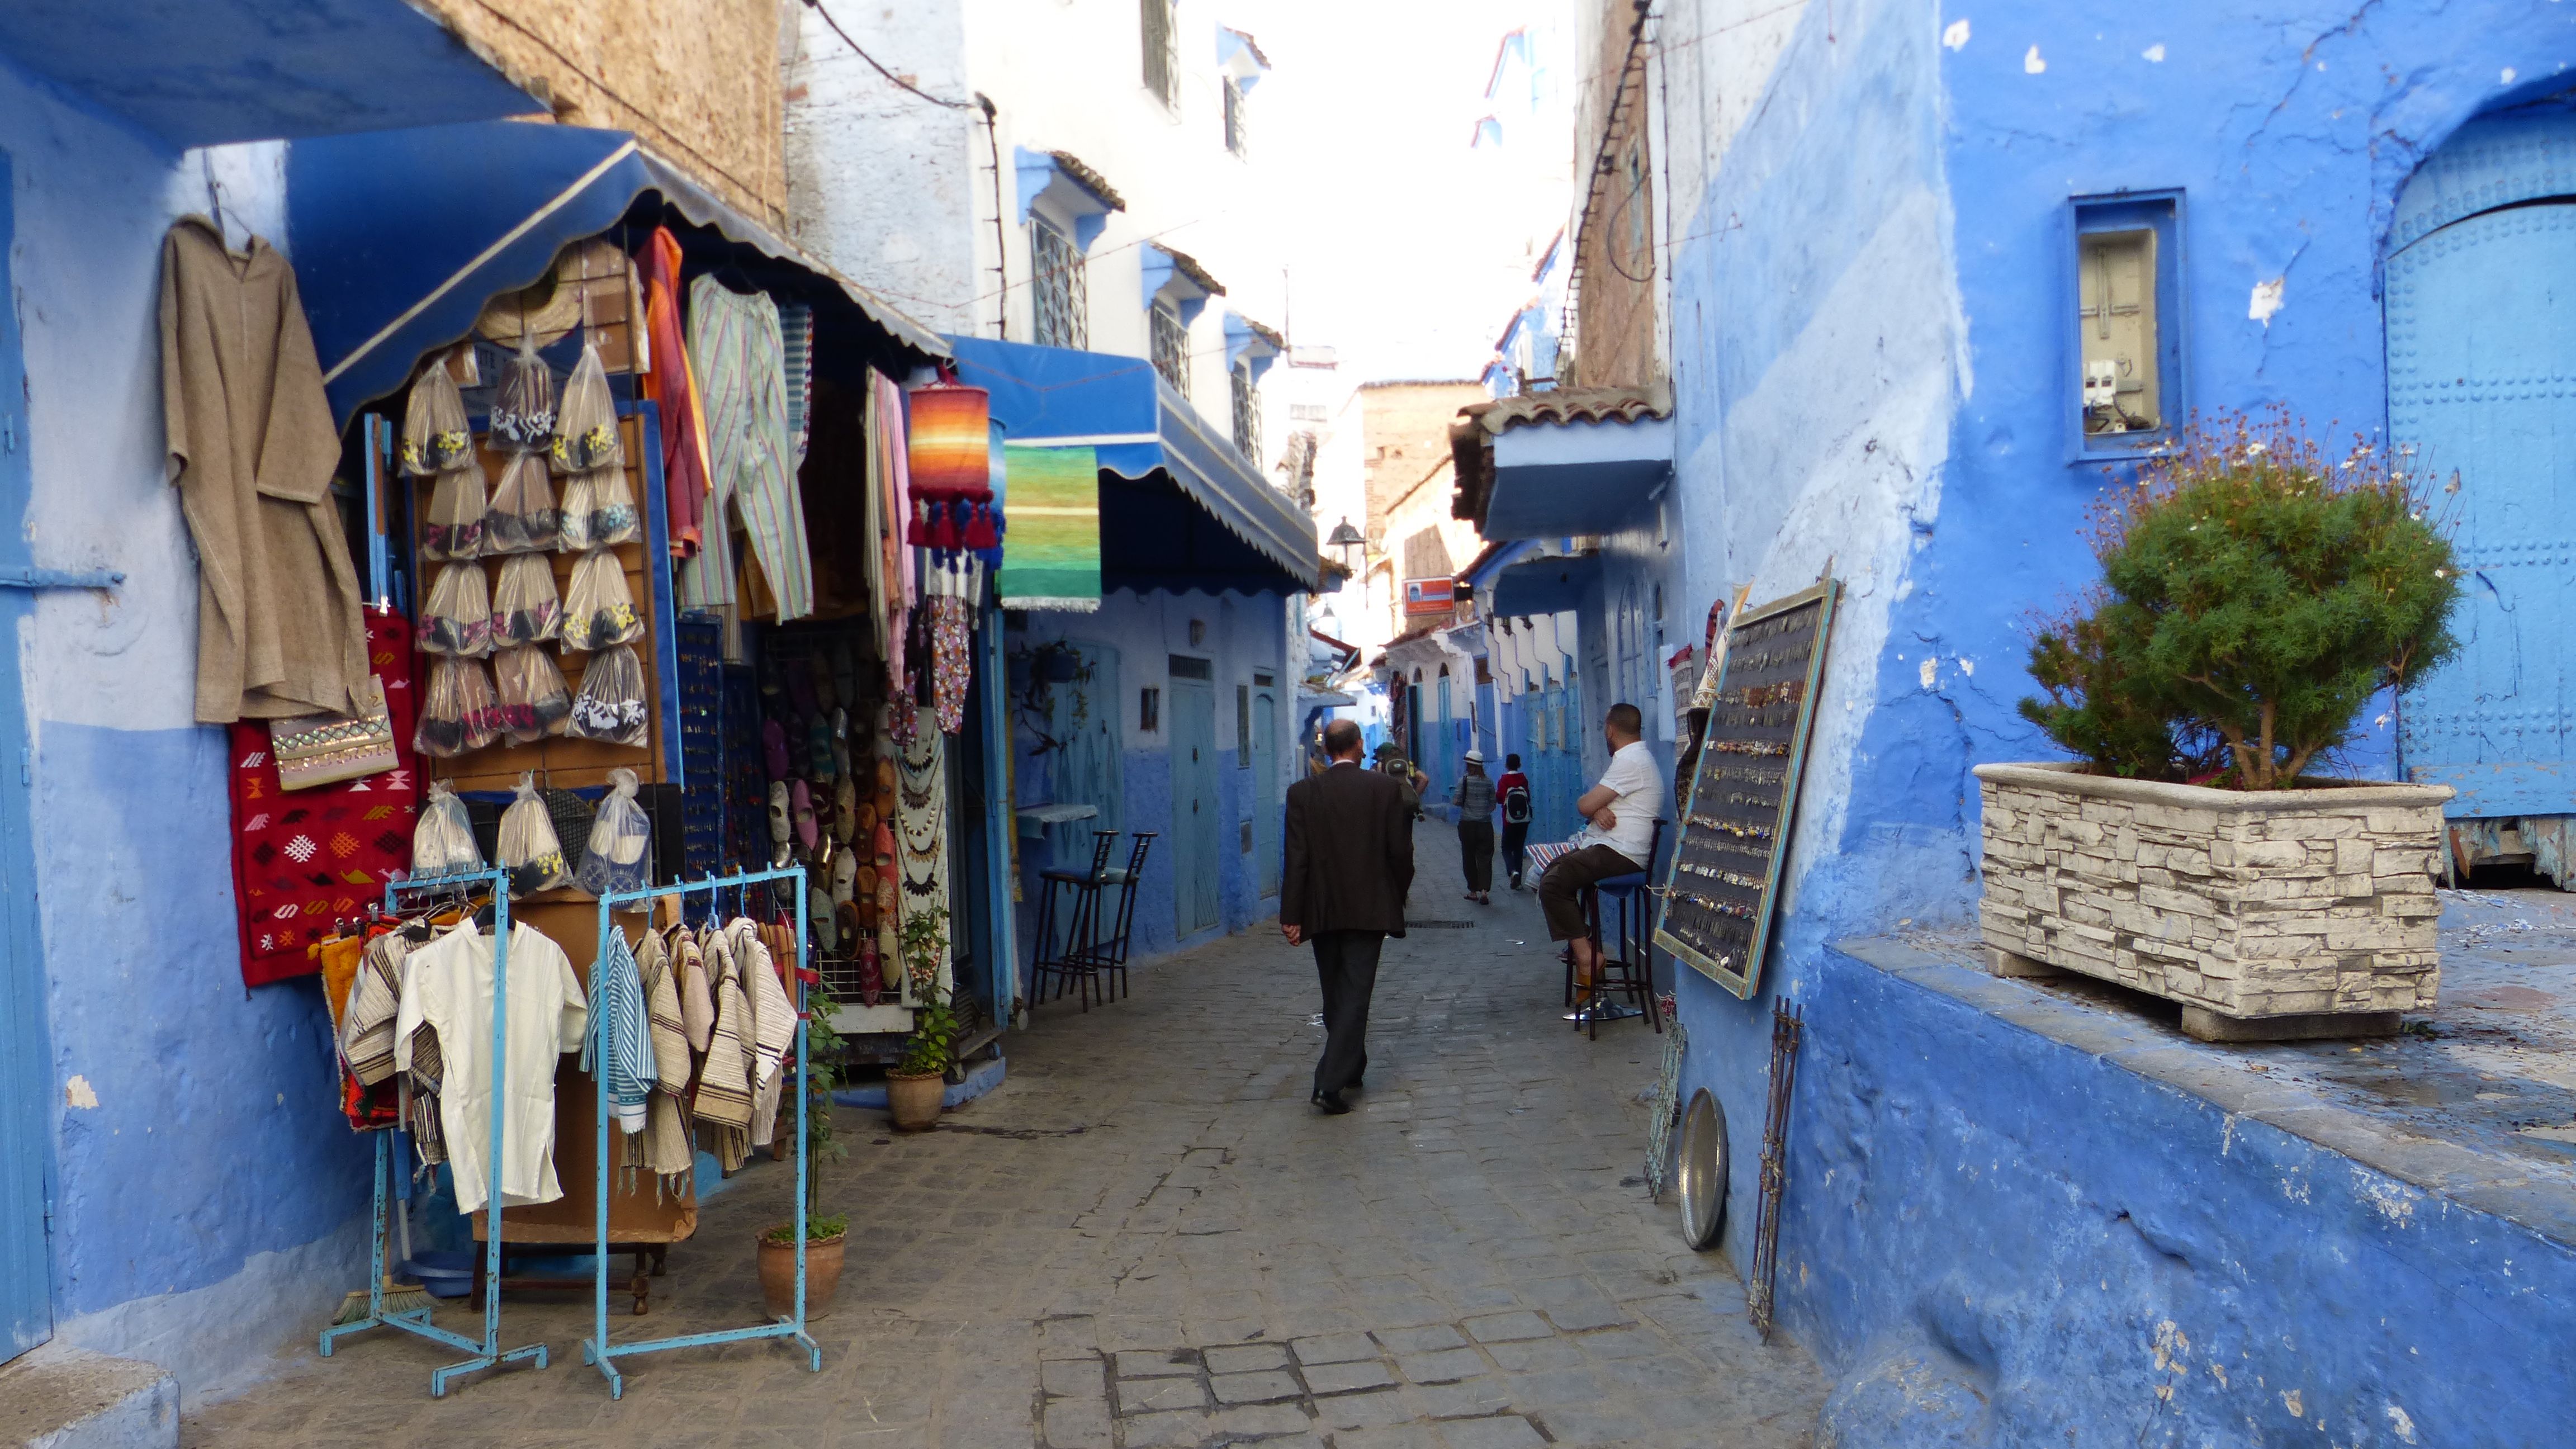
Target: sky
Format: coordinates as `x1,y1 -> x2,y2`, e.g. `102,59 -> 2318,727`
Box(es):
1228,0 -> 1574,386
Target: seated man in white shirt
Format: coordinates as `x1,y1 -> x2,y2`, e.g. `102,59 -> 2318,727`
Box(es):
1536,702 -> 1665,1019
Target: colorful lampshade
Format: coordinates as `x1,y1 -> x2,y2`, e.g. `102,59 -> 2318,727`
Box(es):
906,384 -> 992,499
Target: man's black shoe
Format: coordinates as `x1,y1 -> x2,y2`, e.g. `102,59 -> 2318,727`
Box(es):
1313,1092 -> 1352,1115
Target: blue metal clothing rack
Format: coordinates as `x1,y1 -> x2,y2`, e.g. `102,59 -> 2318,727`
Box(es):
319,866 -> 551,1395
583,865 -> 818,1398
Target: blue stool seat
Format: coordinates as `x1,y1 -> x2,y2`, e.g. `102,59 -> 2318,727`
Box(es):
1567,827 -> 1665,1040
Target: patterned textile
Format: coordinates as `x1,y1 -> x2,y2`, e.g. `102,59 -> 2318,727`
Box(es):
635,227 -> 713,557
732,919 -> 794,1149
228,606 -> 420,988
582,926 -> 656,1134
634,930 -> 697,1186
995,443 -> 1100,612
695,945 -> 755,1171
340,930 -> 412,1086
676,928 -> 713,1053
929,595 -> 973,735
680,277 -> 814,620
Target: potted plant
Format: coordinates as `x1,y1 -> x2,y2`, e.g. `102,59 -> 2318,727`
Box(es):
1980,411 -> 2462,1041
759,986 -> 849,1320
886,906 -> 958,1131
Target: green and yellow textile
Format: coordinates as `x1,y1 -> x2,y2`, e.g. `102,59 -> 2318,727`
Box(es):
996,443 -> 1100,613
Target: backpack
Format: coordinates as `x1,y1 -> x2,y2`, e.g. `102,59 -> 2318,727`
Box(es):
1502,783 -> 1532,825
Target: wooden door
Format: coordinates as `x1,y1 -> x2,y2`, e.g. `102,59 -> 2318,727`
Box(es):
1169,675 -> 1221,934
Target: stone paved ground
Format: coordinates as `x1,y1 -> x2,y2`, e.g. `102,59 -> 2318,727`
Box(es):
187,830 -> 1825,1447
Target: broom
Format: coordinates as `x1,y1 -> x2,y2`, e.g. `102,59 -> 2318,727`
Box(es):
333,1155 -> 435,1324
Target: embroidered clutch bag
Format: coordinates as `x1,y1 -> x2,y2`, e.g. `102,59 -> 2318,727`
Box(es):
270,678 -> 399,791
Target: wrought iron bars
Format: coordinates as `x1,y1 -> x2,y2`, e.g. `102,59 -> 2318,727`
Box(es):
1747,998 -> 1803,1342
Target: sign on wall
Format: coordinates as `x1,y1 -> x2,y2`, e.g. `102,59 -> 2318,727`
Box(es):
1403,577 -> 1456,617
1655,578 -> 1839,999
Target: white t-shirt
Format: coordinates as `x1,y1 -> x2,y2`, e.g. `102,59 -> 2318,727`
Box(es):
1579,740 -> 1665,866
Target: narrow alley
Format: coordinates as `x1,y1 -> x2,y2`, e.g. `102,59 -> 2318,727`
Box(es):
182,830 -> 1826,1448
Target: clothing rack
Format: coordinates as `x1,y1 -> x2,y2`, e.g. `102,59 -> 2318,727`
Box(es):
582,864 -> 818,1398
319,866 -> 551,1396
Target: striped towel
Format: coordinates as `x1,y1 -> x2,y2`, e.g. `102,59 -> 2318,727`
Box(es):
582,926 -> 656,1134
676,929 -> 713,1053
340,932 -> 410,1086
694,947 -> 755,1172
734,920 -> 795,1148
996,443 -> 1100,612
634,931 -> 695,1187
777,300 -> 813,470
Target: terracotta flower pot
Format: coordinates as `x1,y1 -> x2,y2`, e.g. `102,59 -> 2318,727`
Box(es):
757,1228 -> 845,1322
886,1070 -> 944,1132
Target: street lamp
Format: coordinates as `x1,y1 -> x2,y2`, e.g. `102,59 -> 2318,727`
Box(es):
1324,517 -> 1365,575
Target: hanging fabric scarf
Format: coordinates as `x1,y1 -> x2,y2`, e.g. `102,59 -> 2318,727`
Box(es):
734,920 -> 795,1148
676,927 -> 714,1053
632,930 -> 696,1190
929,595 -> 973,735
583,926 -> 656,1137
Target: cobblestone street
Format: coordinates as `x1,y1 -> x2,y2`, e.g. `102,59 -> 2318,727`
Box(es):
186,831 -> 1825,1447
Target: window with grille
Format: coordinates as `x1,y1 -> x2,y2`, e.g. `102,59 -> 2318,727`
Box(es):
1031,214 -> 1087,350
1150,301 -> 1190,398
1223,79 -> 1249,156
1230,356 -> 1261,466
1141,0 -> 1177,106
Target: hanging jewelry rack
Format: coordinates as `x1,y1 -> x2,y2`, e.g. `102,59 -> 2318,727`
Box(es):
583,863 -> 818,1398
319,865 -> 552,1396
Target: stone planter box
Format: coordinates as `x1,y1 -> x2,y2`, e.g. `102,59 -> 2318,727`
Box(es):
1973,762 -> 2451,1041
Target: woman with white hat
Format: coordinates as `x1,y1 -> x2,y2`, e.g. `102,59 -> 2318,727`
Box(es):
1451,749 -> 1498,904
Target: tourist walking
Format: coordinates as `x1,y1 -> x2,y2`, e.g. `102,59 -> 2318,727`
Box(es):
1495,752 -> 1532,889
1452,750 -> 1498,903
1536,704 -> 1664,1022
1281,718 -> 1416,1114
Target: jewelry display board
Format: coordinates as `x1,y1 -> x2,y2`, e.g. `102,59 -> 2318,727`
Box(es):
1654,578 -> 1839,998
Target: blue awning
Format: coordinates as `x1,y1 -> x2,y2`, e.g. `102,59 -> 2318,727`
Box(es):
946,337 -> 1327,595
0,0 -> 534,148
1489,551 -> 1602,618
1451,383 -> 1674,541
287,120 -> 948,424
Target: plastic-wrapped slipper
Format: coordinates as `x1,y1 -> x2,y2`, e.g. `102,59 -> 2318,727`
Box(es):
414,781 -> 484,877
574,768 -> 652,897
493,643 -> 572,744
560,548 -> 642,651
490,336 -> 555,454
489,552 -> 562,646
498,772 -> 570,894
484,453 -> 561,554
792,779 -> 817,851
761,718 -> 788,782
414,656 -> 503,758
557,464 -> 639,550
550,340 -> 623,473
416,563 -> 493,657
422,463 -> 488,561
566,642 -> 649,746
400,358 -> 473,476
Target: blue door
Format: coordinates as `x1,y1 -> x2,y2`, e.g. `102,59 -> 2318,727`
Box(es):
1169,668 -> 1221,935
2388,119 -> 2576,836
0,150 -> 53,1362
1252,681 -> 1280,897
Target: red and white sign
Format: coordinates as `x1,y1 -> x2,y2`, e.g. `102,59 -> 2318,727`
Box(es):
1403,577 -> 1457,617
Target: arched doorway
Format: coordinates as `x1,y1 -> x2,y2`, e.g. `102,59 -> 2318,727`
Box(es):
2389,107 -> 2576,883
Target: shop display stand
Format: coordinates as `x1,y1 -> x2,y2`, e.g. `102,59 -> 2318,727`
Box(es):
583,864 -> 818,1398
319,866 -> 552,1396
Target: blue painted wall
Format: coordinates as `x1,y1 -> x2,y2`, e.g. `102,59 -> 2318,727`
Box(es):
0,49 -> 378,1400
1602,0 -> 2576,1435
1011,587 -> 1291,982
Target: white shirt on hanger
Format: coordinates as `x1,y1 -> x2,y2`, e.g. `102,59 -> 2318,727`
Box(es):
394,920 -> 588,1214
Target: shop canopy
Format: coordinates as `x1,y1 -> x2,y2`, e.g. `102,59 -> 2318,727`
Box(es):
287,120 -> 948,424
946,337 -> 1328,596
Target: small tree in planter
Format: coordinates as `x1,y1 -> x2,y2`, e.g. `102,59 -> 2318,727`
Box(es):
1981,411 -> 2465,1040
2020,410 -> 2461,787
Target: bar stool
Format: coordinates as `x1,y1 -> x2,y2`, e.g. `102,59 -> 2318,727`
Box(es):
1570,820 -> 1666,1039
1087,832 -> 1157,1003
1029,830 -> 1116,1009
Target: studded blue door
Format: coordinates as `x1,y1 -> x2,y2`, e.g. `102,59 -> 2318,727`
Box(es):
0,150 -> 52,1363
2388,195 -> 2576,819
1252,685 -> 1279,897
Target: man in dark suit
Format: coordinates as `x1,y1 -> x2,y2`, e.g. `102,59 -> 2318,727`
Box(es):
1281,718 -> 1415,1115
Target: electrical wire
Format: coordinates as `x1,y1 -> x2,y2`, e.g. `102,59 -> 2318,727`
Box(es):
801,0 -> 976,109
